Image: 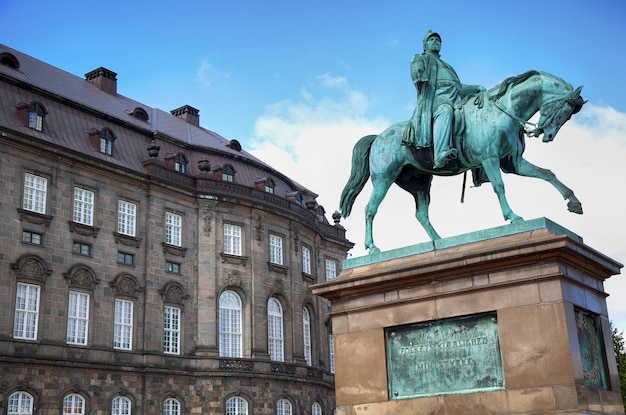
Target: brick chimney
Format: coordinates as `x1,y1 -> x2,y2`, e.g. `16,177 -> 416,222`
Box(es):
85,67 -> 117,95
171,105 -> 200,127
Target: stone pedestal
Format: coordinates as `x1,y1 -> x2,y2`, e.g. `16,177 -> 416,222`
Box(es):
312,219 -> 624,415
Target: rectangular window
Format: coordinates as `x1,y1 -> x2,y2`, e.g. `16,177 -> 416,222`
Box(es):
23,173 -> 47,214
117,200 -> 136,237
302,246 -> 311,275
325,259 -> 337,281
28,111 -> 43,131
67,291 -> 90,345
269,234 -> 283,265
165,212 -> 182,247
114,299 -> 133,350
163,306 -> 181,354
223,224 -> 242,256
166,261 -> 181,274
14,282 -> 40,340
22,230 -> 43,245
73,187 -> 94,226
100,137 -> 113,155
117,252 -> 134,265
329,335 -> 335,373
72,242 -> 91,256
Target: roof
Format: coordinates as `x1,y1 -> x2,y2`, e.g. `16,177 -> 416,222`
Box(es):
0,43 -> 317,199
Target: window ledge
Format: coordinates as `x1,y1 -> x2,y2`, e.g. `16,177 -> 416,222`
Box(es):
268,262 -> 289,275
302,272 -> 316,284
68,221 -> 100,238
17,208 -> 53,227
162,243 -> 187,257
114,232 -> 142,248
220,253 -> 248,266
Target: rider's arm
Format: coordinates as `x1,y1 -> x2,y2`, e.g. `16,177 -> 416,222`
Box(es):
410,54 -> 427,85
461,84 -> 486,96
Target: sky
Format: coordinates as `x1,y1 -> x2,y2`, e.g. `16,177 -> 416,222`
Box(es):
2,0 -> 626,331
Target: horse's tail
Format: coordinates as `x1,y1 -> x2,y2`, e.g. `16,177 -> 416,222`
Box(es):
340,134 -> 377,218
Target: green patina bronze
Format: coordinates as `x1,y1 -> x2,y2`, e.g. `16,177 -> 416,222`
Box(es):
576,310 -> 608,389
386,313 -> 504,398
340,30 -> 585,254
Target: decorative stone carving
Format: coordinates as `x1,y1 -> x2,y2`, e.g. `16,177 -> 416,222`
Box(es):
201,201 -> 216,237
113,232 -> 142,248
11,254 -> 51,283
110,273 -> 142,298
159,281 -> 189,306
224,269 -> 242,288
17,208 -> 53,226
63,264 -> 100,291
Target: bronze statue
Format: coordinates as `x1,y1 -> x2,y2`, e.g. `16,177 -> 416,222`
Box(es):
340,56 -> 585,253
403,30 -> 485,169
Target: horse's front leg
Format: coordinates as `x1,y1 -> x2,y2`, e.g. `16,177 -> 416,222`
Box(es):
481,156 -> 524,223
512,158 -> 583,214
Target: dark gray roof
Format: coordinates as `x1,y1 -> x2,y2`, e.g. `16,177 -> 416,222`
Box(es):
0,43 -> 317,199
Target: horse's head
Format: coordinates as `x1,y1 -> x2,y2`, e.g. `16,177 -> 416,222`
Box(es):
536,84 -> 585,142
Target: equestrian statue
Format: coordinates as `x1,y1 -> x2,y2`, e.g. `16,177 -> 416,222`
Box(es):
340,30 -> 585,254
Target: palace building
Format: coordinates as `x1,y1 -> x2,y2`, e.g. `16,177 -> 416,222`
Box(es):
0,44 -> 352,415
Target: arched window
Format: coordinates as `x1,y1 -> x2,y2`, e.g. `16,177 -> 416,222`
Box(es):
63,393 -> 85,414
163,397 -> 181,415
8,391 -> 33,415
112,396 -> 131,415
226,396 -> 248,415
276,398 -> 292,415
219,291 -> 242,357
99,128 -> 116,155
303,307 -> 312,366
267,297 -> 284,362
265,178 -> 275,194
312,402 -> 323,415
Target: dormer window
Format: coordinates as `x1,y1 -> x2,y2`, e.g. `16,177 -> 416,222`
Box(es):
265,178 -> 275,194
0,52 -> 20,69
20,102 -> 47,132
221,164 -> 236,182
174,154 -> 188,173
130,107 -> 149,122
99,128 -> 116,155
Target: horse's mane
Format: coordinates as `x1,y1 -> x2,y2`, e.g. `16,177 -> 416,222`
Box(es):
491,70 -> 541,101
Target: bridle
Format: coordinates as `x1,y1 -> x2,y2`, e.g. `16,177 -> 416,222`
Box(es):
493,86 -> 585,138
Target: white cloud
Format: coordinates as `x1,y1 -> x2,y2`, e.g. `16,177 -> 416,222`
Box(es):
195,58 -> 230,87
248,80 -> 626,331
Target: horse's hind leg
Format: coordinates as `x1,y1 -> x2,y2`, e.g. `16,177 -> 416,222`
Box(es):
396,171 -> 441,240
482,156 -> 524,223
510,158 -> 583,214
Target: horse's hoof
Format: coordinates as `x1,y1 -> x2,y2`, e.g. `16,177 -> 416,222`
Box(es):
567,202 -> 583,214
368,247 -> 381,255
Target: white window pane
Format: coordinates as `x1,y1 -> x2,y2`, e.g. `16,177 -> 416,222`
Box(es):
303,308 -> 312,366
164,306 -> 181,354
14,283 -> 40,340
118,201 -> 137,236
325,259 -> 337,280
268,298 -> 284,361
269,235 -> 283,265
8,392 -> 33,415
23,173 -> 47,214
67,291 -> 90,345
73,188 -> 94,226
224,224 -> 242,256
302,246 -> 311,274
114,299 -> 133,350
165,212 -> 182,246
219,291 -> 242,357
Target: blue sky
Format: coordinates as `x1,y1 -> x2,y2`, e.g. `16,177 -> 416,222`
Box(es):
2,0 -> 626,330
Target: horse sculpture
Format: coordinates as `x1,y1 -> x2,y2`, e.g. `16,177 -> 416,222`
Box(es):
340,71 -> 585,254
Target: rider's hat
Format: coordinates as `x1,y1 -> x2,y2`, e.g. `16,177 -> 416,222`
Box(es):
423,30 -> 441,50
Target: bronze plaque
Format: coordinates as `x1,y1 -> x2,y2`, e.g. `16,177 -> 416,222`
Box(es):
575,309 -> 607,389
386,313 -> 504,399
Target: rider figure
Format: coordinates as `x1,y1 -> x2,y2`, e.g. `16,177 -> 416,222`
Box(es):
403,30 -> 484,169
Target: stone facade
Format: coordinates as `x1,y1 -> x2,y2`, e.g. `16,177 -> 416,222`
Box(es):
0,44 -> 352,414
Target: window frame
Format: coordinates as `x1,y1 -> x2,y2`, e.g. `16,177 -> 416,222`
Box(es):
163,397 -> 181,415
113,298 -> 133,350
329,335 -> 335,373
23,173 -> 48,214
223,223 -> 242,256
226,396 -> 248,415
13,282 -> 40,340
219,290 -> 243,358
22,230 -> 43,245
117,251 -> 135,266
302,246 -> 311,275
67,290 -> 90,345
27,102 -> 45,131
221,164 -> 236,182
276,398 -> 293,415
63,393 -> 85,415
303,307 -> 312,366
165,261 -> 181,274
163,305 -> 181,355
325,259 -> 337,281
165,211 -> 182,247
8,391 -> 34,415
73,187 -> 95,226
111,396 -> 131,415
117,200 -> 137,237
267,297 -> 284,362
99,128 -> 116,155
72,241 -> 92,256
312,402 -> 323,415
269,234 -> 283,265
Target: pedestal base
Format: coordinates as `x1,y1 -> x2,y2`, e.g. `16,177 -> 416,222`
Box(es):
313,219 -> 624,414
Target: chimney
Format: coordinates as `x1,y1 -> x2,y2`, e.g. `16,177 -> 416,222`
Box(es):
85,67 -> 117,95
171,105 -> 200,127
